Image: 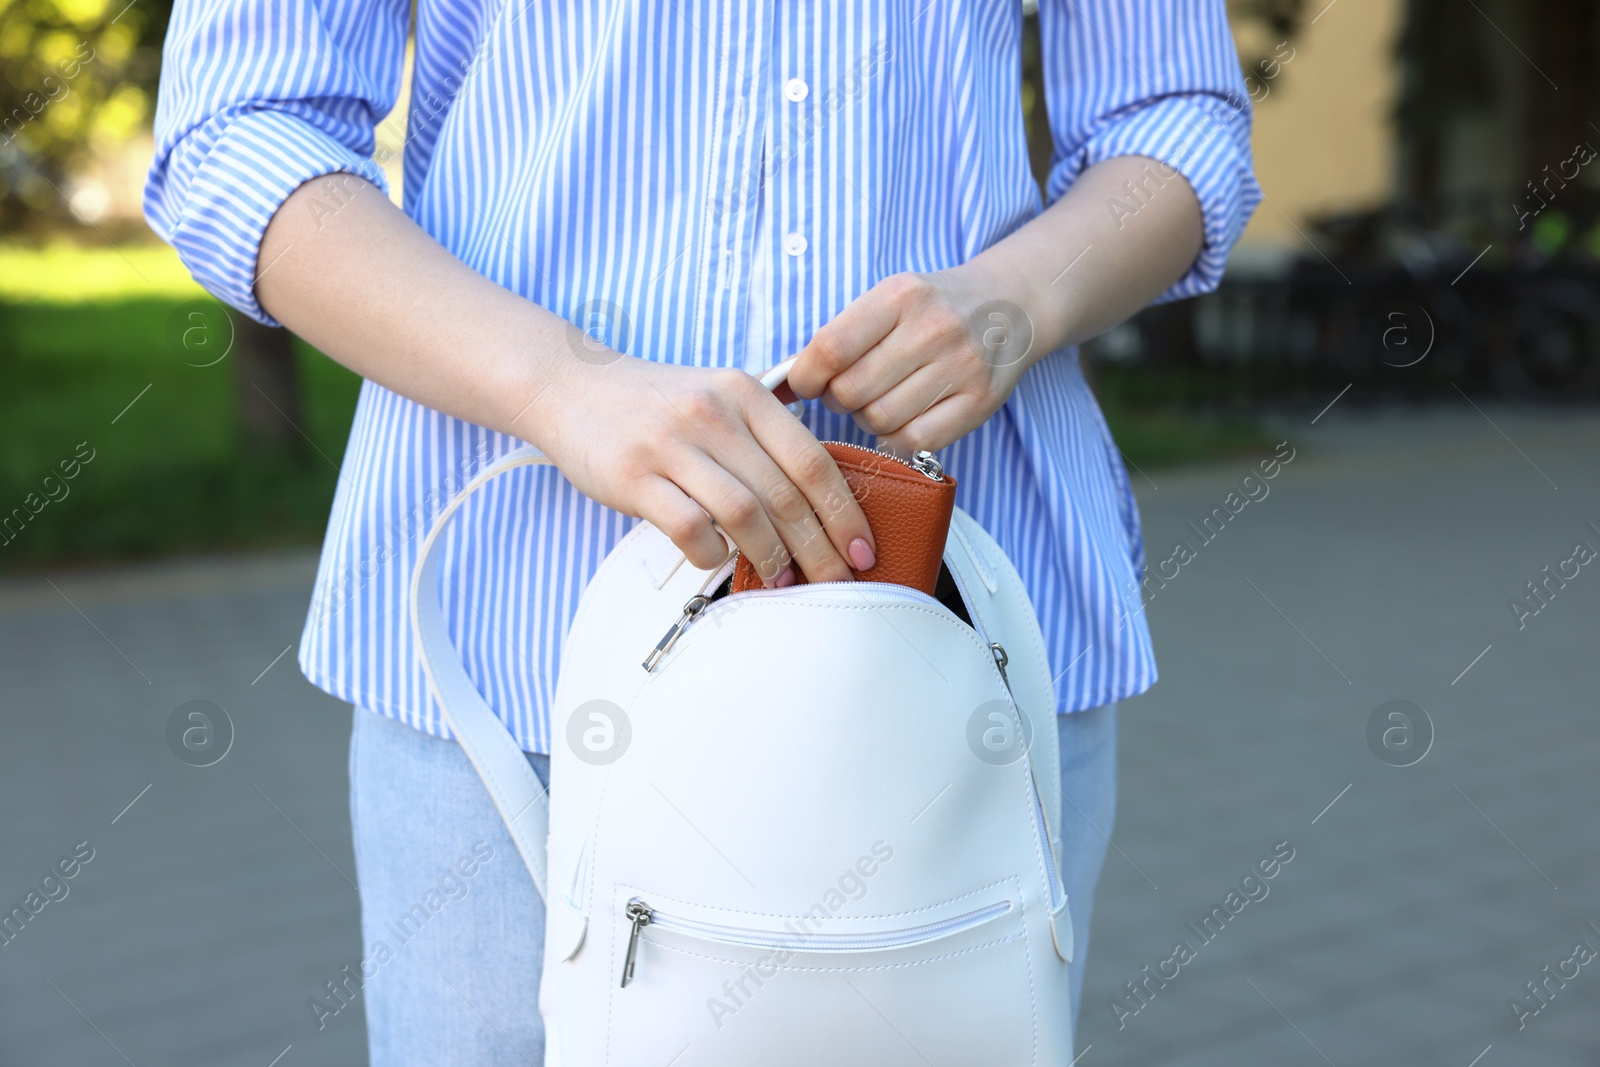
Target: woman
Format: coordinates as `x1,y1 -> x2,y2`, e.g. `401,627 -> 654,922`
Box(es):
147,1 -> 1257,1060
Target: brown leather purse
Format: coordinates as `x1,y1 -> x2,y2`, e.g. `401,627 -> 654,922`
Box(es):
730,441 -> 957,595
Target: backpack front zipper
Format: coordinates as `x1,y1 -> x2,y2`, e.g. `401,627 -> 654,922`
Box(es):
620,898 -> 1012,988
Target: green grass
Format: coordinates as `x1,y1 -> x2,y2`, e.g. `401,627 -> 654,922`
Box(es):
1099,402 -> 1277,470
1,288 -> 362,572
0,242 -> 209,303
0,243 -> 1272,571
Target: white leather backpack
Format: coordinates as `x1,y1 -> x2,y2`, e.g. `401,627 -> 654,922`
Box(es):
410,383 -> 1075,1065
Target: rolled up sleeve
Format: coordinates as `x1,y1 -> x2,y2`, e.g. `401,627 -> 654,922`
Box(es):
1039,0 -> 1261,302
143,0 -> 409,324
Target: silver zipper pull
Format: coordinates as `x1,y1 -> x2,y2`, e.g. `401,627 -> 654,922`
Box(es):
990,642 -> 1010,688
910,450 -> 944,481
642,595 -> 711,671
621,900 -> 653,987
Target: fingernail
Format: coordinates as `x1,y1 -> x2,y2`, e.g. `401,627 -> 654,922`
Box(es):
848,538 -> 876,571
775,566 -> 797,588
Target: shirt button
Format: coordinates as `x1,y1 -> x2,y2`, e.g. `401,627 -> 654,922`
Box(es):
783,232 -> 808,256
783,78 -> 809,103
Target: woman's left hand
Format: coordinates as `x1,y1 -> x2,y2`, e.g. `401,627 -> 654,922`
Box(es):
786,155 -> 1208,456
786,266 -> 1038,457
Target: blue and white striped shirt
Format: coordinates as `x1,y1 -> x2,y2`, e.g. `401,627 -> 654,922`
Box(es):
146,0 -> 1258,753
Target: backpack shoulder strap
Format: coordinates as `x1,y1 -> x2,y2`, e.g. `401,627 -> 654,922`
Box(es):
410,444 -> 553,902
405,366 -> 798,905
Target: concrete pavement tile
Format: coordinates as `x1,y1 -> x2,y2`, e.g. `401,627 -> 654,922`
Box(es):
6,411 -> 1600,1064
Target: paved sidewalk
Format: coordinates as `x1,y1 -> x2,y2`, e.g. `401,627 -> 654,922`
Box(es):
0,552 -> 366,1066
1,404 -> 1597,1065
1078,405 -> 1600,1067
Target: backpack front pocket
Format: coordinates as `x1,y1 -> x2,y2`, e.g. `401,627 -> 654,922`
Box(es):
603,883 -> 1038,1066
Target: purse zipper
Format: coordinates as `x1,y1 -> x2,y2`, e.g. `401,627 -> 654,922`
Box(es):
620,897 -> 1012,987
826,440 -> 947,482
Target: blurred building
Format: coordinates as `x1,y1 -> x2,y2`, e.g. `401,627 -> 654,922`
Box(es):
1235,0 -> 1402,253
1243,0 -> 1600,256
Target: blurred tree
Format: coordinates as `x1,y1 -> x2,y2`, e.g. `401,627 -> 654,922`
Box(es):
1232,0 -> 1306,39
1230,0 -> 1310,77
0,0 -> 172,233
1,0 -> 306,458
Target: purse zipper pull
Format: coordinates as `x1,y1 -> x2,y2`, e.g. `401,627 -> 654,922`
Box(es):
910,450 -> 944,481
621,900 -> 654,987
642,595 -> 711,672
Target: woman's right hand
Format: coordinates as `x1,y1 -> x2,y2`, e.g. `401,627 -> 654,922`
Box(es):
531,354 -> 876,586
251,175 -> 870,583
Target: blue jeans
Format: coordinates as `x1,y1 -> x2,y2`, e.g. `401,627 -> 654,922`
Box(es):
349,702 -> 1117,1065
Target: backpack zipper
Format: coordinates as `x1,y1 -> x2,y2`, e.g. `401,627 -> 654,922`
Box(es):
639,553 -> 741,671
644,580 -> 1005,683
641,594 -> 711,671
620,897 -> 1012,987
644,582 -> 922,673
1029,773 -> 1064,912
640,445 -> 944,673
